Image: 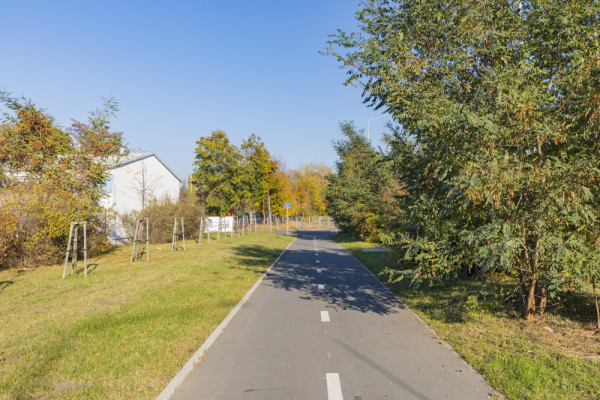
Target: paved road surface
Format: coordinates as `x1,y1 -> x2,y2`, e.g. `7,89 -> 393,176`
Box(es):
170,230 -> 498,400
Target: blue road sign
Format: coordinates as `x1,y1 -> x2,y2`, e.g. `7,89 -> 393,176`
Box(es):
284,202 -> 291,209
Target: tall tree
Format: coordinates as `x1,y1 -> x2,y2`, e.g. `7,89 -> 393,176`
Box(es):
240,134 -> 275,213
0,92 -> 71,186
67,97 -> 126,209
325,121 -> 395,240
290,163 -> 330,219
328,0 -> 600,319
192,130 -> 242,215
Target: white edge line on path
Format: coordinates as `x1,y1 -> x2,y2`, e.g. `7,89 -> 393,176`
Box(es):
326,373 -> 344,400
156,238 -> 297,400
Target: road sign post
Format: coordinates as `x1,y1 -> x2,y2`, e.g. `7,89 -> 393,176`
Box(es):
284,202 -> 290,236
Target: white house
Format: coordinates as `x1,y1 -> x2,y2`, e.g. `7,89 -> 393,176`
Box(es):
102,152 -> 182,215
102,152 -> 182,243
104,153 -> 182,214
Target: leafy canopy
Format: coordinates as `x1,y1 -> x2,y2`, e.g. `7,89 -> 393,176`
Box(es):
327,0 -> 600,319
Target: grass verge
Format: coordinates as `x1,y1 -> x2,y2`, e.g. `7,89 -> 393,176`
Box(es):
333,233 -> 600,400
0,232 -> 293,400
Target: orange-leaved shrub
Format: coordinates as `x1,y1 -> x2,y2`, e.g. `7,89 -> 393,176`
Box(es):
0,183 -> 112,269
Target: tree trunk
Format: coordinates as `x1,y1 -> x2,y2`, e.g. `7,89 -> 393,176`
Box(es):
524,278 -> 537,320
518,269 -> 538,320
536,283 -> 547,317
519,238 -> 544,320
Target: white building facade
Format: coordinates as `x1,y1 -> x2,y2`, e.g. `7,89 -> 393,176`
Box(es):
103,152 -> 182,215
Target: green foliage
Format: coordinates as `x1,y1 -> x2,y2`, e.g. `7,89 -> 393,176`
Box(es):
466,295 -> 493,319
328,0 -> 600,319
0,92 -> 72,185
192,131 -> 330,219
192,130 -> 243,215
325,121 -> 396,241
0,93 -> 125,268
66,97 -> 126,208
240,134 -> 276,211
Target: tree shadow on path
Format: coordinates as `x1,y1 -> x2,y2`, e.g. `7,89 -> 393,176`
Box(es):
264,231 -> 405,315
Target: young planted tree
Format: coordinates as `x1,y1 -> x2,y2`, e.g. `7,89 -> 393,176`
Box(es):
130,162 -> 162,217
328,1 -> 600,319
63,98 -> 126,275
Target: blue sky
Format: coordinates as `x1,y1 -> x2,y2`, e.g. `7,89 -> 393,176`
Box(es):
0,0 -> 391,180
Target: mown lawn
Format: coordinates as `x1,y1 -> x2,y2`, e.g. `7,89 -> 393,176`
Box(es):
0,232 -> 293,400
333,233 -> 600,400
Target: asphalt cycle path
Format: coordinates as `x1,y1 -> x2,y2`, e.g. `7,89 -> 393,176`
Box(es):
169,230 -> 498,400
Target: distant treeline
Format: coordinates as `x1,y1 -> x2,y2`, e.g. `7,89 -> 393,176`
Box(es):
192,130 -> 329,219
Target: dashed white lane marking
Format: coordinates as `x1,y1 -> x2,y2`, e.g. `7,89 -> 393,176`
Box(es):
316,260 -> 320,263
321,311 -> 330,322
326,373 -> 344,400
315,253 -> 319,256
318,284 -> 325,291
317,269 -> 322,273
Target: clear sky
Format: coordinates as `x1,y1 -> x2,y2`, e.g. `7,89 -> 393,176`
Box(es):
0,0 -> 391,180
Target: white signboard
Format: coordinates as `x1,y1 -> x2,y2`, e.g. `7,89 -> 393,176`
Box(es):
204,216 -> 234,233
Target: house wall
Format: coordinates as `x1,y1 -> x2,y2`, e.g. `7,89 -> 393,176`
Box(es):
103,155 -> 181,215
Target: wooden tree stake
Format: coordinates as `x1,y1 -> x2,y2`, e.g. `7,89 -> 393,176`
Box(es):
131,218 -> 149,262
199,218 -> 204,244
171,217 -> 185,251
62,221 -> 87,279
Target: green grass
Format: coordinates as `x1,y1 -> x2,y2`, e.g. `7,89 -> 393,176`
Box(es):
333,233 -> 600,400
0,232 -> 293,400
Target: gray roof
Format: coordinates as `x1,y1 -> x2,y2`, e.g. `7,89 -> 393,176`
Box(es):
110,152 -> 182,183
